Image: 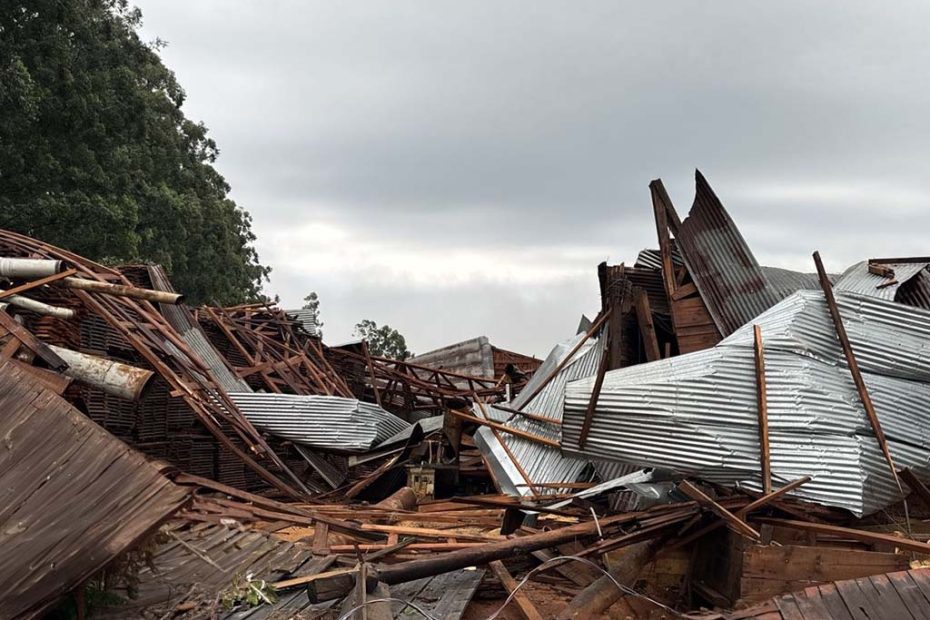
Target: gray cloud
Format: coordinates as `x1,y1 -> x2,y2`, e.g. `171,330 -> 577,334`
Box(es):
138,1 -> 930,356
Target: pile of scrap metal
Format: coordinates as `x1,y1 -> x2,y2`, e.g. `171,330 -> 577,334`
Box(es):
8,169 -> 930,619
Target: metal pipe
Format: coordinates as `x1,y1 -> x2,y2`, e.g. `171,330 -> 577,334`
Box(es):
2,294 -> 76,319
48,345 -> 155,401
0,257 -> 62,278
60,277 -> 184,305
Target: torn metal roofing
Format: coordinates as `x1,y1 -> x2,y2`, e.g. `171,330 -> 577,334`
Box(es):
474,329 -> 601,496
675,171 -> 781,336
835,260 -> 930,300
759,266 -> 824,298
284,307 -> 319,336
0,359 -> 189,618
228,392 -> 410,453
562,290 -> 930,516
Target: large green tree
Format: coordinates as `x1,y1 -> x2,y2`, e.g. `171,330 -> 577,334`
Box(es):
0,0 -> 269,304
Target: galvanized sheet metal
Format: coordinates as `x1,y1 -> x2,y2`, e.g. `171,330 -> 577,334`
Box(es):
0,360 -> 189,618
562,290 -> 930,516
474,330 -> 602,497
228,392 -> 409,453
759,266 -> 824,298
676,171 -> 781,336
284,307 -> 319,336
835,260 -> 930,300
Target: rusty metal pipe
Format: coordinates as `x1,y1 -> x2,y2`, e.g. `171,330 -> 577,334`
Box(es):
60,277 -> 184,305
2,294 -> 76,319
0,258 -> 62,278
48,345 -> 155,401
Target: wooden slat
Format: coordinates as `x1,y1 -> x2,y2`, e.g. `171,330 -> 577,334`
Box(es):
866,573 -> 917,620
633,287 -> 661,361
753,325 -> 771,495
489,561 -> 543,620
886,571 -> 930,620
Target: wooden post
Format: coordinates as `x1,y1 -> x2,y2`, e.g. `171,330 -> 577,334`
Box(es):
753,325 -> 772,495
578,333 -> 610,448
555,541 -> 653,620
633,287 -> 661,361
813,251 -> 903,494
515,309 -> 610,410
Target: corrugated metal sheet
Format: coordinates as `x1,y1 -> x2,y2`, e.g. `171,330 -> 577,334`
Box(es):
562,290 -> 930,516
835,260 -> 930,300
228,393 -> 409,453
284,307 -> 319,336
898,269 -> 930,309
95,521 -> 334,619
635,247 -> 684,270
0,360 -> 189,618
410,336 -> 495,378
474,330 -> 603,497
676,171 -> 781,336
759,266 -> 824,298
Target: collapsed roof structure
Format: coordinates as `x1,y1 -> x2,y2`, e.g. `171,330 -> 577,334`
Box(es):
5,170 -> 930,618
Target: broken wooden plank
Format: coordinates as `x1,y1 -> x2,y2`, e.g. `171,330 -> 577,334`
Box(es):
753,325 -> 772,495
489,561 -> 543,620
678,480 -> 760,540
814,250 -> 904,495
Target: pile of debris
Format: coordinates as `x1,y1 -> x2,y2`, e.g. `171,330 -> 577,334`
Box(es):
5,172 -> 930,619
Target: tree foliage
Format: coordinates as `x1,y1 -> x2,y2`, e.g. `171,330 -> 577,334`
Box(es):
0,0 -> 269,304
353,319 -> 411,360
302,291 -> 322,337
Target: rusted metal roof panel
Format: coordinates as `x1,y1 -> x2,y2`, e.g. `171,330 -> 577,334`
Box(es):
676,171 -> 781,336
0,360 -> 189,618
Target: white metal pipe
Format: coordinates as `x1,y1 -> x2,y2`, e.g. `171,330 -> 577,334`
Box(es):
48,345 -> 155,401
3,294 -> 76,319
0,258 -> 62,278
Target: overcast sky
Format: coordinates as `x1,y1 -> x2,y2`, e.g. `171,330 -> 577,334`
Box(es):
137,1 -> 930,357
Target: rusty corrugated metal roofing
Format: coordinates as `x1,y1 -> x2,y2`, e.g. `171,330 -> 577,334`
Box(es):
676,170 -> 781,336
0,360 -> 189,618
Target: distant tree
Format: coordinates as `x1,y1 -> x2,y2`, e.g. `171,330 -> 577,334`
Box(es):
0,0 -> 269,304
302,291 -> 322,337
353,320 -> 411,360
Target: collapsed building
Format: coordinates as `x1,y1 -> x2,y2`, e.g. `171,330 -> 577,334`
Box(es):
3,172 -> 930,618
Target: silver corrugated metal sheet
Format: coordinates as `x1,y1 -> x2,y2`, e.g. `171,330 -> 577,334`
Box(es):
284,308 -> 319,336
760,266 -> 824,298
409,336 -> 495,378
474,330 -> 602,497
675,171 -> 781,336
562,290 -> 930,516
835,260 -> 930,300
898,269 -> 930,309
228,393 -> 409,453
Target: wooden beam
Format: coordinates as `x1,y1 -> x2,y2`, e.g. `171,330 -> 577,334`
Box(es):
813,251 -> 903,494
753,325 -> 772,495
678,480 -> 760,540
633,287 -> 661,361
868,263 -> 895,278
578,334 -> 610,448
450,409 -> 560,449
666,476 -> 811,551
753,518 -> 930,555
0,267 -> 77,301
868,256 -> 930,265
0,310 -> 67,370
489,561 -> 544,620
515,309 -> 610,410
